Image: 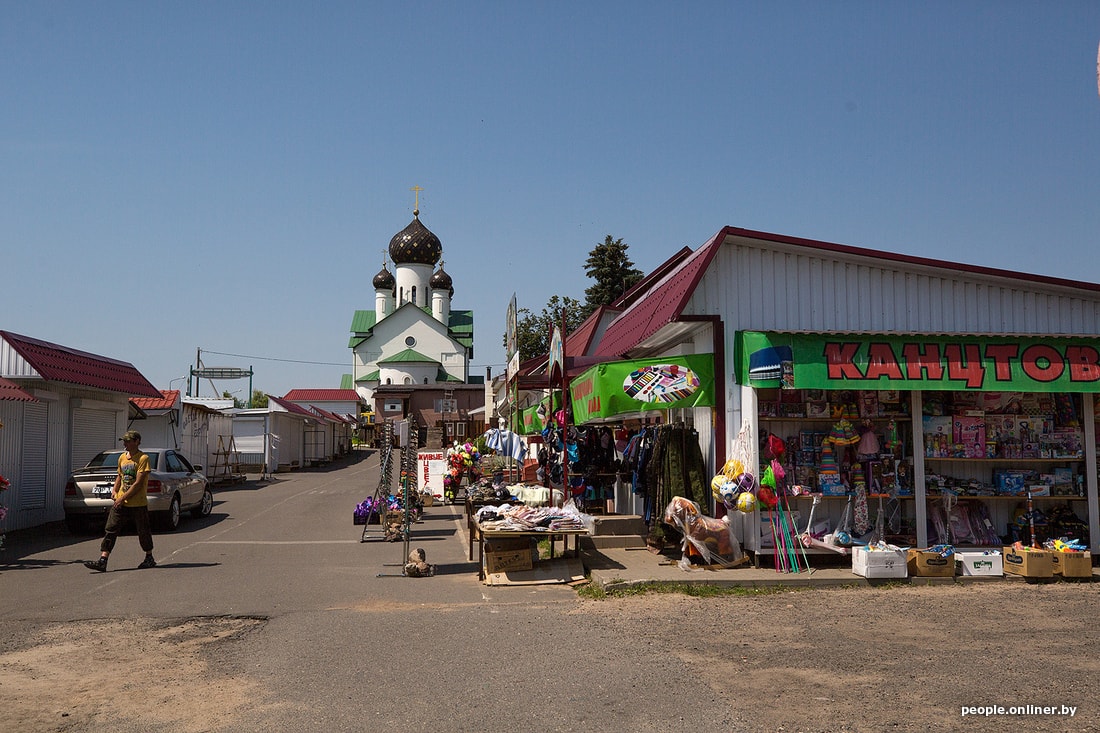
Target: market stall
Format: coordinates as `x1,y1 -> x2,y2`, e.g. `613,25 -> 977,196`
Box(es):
737,331 -> 1100,563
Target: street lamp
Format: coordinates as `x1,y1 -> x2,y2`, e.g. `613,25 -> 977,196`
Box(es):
168,375 -> 188,393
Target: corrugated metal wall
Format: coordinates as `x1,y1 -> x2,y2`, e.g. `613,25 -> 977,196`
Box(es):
691,237 -> 1100,336
687,235 -> 1100,448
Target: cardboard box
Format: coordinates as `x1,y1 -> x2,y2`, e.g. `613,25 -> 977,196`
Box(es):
956,551 -> 1003,576
484,549 -> 534,574
852,546 -> 908,579
1002,546 -> 1053,578
1051,551 -> 1093,578
484,537 -> 535,573
907,549 -> 955,577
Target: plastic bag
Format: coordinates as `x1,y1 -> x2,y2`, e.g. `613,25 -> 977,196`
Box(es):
663,496 -> 744,570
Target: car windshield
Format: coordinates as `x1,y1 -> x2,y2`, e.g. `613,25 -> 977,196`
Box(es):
85,451 -> 159,469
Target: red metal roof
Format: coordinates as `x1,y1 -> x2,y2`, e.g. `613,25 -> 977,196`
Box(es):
309,405 -> 353,424
0,330 -> 161,398
268,394 -> 321,418
594,234 -> 724,358
0,377 -> 36,402
283,389 -> 361,402
131,389 -> 179,411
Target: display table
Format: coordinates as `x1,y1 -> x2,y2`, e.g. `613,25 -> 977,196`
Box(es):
476,525 -> 588,581
465,497 -> 524,561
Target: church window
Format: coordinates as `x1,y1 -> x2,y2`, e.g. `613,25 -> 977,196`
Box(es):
405,336 -> 416,347
411,286 -> 417,305
403,376 -> 412,385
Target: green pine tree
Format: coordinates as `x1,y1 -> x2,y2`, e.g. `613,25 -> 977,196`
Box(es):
581,235 -> 643,319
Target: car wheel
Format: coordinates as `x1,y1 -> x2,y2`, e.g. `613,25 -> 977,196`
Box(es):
191,488 -> 213,518
157,495 -> 181,531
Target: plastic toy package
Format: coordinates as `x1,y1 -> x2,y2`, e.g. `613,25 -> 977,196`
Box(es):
662,496 -> 744,571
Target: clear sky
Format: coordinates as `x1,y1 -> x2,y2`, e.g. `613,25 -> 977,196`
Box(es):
3,2 -> 1099,398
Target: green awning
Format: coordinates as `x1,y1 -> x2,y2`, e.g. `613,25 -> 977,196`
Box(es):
569,354 -> 715,424
738,330 -> 1100,393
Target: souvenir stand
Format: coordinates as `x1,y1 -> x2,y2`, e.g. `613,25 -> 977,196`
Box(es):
357,420 -> 425,577
736,332 -> 1100,565
568,354 -> 725,562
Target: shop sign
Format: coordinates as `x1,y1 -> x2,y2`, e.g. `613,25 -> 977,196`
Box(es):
569,354 -> 715,424
417,450 -> 447,498
739,331 -> 1100,392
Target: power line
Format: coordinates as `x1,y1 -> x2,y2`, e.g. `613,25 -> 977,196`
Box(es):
199,348 -> 507,371
200,349 -> 347,367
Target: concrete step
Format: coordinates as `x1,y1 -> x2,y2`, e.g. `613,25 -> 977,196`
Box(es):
579,534 -> 647,551
589,514 -> 648,537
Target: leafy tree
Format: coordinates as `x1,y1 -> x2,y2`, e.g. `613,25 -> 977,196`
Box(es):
513,295 -> 584,362
249,390 -> 269,409
581,235 -> 643,319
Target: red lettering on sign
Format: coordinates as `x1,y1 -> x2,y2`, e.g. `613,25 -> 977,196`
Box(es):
944,344 -> 985,388
902,343 -> 944,380
864,342 -> 904,380
824,343 -> 863,379
984,344 -> 1019,382
1021,344 -> 1065,383
1066,345 -> 1100,383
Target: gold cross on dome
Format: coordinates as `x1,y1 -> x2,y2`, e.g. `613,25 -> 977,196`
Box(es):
410,185 -> 423,212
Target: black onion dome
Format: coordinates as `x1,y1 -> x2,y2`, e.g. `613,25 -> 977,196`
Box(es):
429,264 -> 453,291
372,264 -> 395,290
388,213 -> 442,266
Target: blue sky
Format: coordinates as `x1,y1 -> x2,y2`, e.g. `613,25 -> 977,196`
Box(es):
3,2 -> 1099,398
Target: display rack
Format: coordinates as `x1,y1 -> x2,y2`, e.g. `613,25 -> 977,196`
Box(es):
209,434 -> 246,485
751,387 -> 1094,557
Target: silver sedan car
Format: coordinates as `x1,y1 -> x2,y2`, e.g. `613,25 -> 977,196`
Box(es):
64,448 -> 212,532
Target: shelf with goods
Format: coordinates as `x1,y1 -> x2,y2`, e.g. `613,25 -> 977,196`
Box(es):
751,388 -> 919,560
914,391 -> 1091,549
751,387 -> 1098,556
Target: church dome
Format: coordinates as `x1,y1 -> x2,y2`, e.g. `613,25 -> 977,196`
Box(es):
388,213 -> 442,266
372,264 -> 395,290
429,263 -> 453,291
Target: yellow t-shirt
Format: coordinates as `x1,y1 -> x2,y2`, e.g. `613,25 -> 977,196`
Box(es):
117,451 -> 151,507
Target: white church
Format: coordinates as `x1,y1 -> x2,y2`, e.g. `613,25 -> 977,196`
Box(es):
348,204 -> 483,442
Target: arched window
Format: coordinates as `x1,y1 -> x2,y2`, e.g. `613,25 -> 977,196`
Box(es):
423,377 -> 429,384
411,286 -> 417,305
385,378 -> 392,385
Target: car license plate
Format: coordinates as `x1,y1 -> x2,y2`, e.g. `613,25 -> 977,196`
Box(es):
93,486 -> 113,498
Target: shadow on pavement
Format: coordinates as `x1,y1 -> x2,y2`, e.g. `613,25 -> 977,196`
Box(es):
1,512 -> 231,562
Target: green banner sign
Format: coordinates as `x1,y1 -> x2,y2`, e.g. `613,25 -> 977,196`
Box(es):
569,354 -> 716,424
738,331 -> 1100,392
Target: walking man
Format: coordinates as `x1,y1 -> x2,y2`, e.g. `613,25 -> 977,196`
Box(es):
84,430 -> 157,571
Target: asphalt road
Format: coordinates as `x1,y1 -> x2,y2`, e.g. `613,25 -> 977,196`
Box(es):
6,450 -> 1098,733
0,449 -> 731,733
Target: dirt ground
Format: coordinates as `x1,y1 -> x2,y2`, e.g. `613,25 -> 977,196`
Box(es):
2,581 -> 1098,732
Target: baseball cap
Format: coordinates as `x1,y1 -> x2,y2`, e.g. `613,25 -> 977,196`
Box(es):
119,430 -> 142,443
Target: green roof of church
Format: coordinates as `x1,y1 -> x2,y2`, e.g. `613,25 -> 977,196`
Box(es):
340,374 -> 353,389
377,348 -> 439,365
348,308 -> 473,351
436,368 -> 464,383
356,370 -> 380,383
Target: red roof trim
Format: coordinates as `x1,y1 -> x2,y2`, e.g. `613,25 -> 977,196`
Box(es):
594,231 -> 725,358
267,394 -> 321,418
722,226 -> 1100,293
0,330 -> 160,398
